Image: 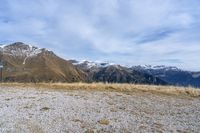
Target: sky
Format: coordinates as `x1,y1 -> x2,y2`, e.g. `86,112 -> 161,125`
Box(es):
0,0 -> 200,71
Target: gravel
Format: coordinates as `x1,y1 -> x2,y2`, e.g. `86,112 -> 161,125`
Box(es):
0,87 -> 200,133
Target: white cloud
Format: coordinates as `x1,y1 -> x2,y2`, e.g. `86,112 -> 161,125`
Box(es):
0,0 -> 200,70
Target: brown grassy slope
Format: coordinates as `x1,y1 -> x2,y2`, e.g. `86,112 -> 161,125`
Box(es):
1,83 -> 200,97
1,50 -> 87,82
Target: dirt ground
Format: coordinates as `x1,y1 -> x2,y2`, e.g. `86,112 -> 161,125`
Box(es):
0,87 -> 199,133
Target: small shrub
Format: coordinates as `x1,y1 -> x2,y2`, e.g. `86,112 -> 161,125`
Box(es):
40,107 -> 50,111
85,129 -> 94,133
98,118 -> 109,125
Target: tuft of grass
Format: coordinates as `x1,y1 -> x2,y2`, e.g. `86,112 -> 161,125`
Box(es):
5,98 -> 11,101
24,105 -> 32,109
0,82 -> 200,97
98,118 -> 110,125
40,107 -> 50,111
110,108 -> 117,112
85,129 -> 94,133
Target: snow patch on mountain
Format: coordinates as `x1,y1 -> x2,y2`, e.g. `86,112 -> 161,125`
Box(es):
72,60 -> 116,68
0,44 -> 6,48
1,42 -> 44,64
72,60 -> 182,72
135,65 -> 180,71
192,72 -> 200,78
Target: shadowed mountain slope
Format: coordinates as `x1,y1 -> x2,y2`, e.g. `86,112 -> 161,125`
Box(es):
69,60 -> 167,85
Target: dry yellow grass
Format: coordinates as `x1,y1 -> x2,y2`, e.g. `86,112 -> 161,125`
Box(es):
98,119 -> 110,125
0,82 -> 200,97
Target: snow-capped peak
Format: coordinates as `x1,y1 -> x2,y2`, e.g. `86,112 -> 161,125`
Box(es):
0,42 -> 47,64
71,60 -> 115,68
2,42 -> 42,57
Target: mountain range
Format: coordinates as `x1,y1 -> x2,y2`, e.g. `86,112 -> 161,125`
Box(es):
69,60 -> 167,85
70,60 -> 200,87
0,42 -> 199,87
133,65 -> 200,87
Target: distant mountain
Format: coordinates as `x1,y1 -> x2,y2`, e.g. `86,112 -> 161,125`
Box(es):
69,60 -> 114,70
71,60 -> 200,87
1,42 -> 199,86
92,65 -> 167,84
132,65 -> 200,87
70,60 -> 167,85
0,42 -> 87,82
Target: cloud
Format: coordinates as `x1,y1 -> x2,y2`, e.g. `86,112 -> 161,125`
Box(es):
0,0 -> 200,70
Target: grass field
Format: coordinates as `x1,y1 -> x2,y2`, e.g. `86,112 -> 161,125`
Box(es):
1,82 -> 200,97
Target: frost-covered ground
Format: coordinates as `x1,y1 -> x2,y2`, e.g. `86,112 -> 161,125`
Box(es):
0,87 -> 199,133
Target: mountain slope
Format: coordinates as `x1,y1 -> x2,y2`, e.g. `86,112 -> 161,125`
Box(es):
93,65 -> 167,84
0,42 -> 87,82
132,65 -> 200,87
70,60 -> 167,85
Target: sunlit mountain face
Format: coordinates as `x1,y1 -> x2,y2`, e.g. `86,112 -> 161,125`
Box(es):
0,42 -> 87,82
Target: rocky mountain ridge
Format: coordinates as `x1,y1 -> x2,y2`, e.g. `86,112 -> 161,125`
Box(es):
72,60 -> 200,87
1,42 -> 199,87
